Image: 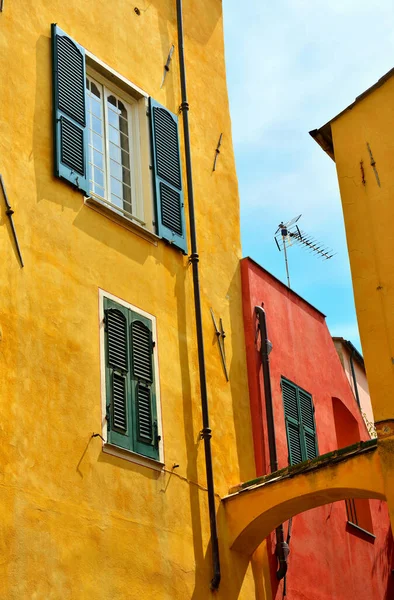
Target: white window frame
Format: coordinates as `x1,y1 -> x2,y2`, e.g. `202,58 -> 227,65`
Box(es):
98,289 -> 164,470
84,53 -> 156,240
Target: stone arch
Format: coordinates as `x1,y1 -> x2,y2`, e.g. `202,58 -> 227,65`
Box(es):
224,444 -> 384,555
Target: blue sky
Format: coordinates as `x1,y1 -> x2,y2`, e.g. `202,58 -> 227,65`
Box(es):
222,0 -> 394,352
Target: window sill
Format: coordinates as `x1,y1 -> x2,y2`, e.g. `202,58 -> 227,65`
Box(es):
346,521 -> 376,541
85,195 -> 159,246
103,442 -> 164,472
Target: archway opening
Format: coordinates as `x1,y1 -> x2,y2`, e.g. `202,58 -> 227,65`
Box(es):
332,397 -> 373,534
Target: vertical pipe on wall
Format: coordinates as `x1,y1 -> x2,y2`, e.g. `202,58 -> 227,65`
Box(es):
349,348 -> 361,409
176,0 -> 221,590
255,306 -> 288,582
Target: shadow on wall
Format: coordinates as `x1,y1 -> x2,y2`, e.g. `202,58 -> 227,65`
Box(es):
226,264 -> 256,482
189,503 -> 257,599
34,33 -> 83,214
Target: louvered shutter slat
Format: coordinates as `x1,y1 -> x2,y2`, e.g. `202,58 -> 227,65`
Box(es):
282,383 -> 299,422
287,421 -> 303,466
282,378 -> 318,465
52,24 -> 89,194
104,299 -> 131,450
112,373 -> 127,432
106,309 -> 128,372
305,432 -> 317,460
136,384 -> 153,442
299,390 -> 315,430
149,97 -> 187,254
131,321 -> 153,382
130,314 -> 159,460
299,389 -> 318,459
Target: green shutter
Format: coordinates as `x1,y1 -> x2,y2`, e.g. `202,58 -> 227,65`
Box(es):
51,24 -> 89,194
149,98 -> 187,254
129,313 -> 159,460
282,378 -> 318,465
104,298 -> 132,451
299,389 -> 318,460
282,379 -> 303,465
104,299 -> 160,460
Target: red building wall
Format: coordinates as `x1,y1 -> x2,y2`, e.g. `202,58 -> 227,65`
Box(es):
241,257 -> 393,600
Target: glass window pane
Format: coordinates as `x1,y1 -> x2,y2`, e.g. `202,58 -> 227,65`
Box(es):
94,184 -> 105,198
120,132 -> 129,153
108,95 -> 117,107
93,149 -> 104,171
121,149 -> 130,168
111,177 -> 122,198
91,82 -> 101,98
109,125 -> 120,146
118,101 -> 127,119
111,194 -> 122,209
90,97 -> 102,118
92,115 -> 103,135
94,166 -> 105,188
122,167 -> 131,187
119,116 -> 128,135
92,132 -> 103,152
107,107 -> 119,129
109,142 -> 121,163
110,159 -> 122,181
123,184 -> 132,210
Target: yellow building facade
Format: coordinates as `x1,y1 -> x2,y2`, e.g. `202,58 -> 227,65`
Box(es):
311,69 -> 394,530
0,1 -> 266,597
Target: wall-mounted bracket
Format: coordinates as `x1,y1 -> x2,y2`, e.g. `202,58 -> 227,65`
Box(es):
212,133 -> 223,172
161,44 -> 175,88
0,174 -> 24,267
210,308 -> 229,381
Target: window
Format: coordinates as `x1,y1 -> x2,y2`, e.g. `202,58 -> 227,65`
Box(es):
100,292 -> 162,463
52,24 -> 187,254
86,75 -> 144,223
345,498 -> 374,536
281,378 -> 318,466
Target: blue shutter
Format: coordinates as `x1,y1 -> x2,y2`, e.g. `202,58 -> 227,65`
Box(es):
51,24 -> 89,195
149,98 -> 187,254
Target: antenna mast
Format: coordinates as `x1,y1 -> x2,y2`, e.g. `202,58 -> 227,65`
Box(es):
274,214 -> 335,288
282,229 -> 291,288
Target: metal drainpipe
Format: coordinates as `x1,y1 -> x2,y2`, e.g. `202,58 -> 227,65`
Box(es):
176,0 -> 220,590
349,348 -> 361,409
255,306 -> 288,582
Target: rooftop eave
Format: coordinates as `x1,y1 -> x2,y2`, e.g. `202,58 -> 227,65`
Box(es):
309,123 -> 335,162
310,66 -> 394,164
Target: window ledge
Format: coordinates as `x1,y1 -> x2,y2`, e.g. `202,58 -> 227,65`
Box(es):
85,195 -> 159,246
346,521 -> 376,540
103,442 -> 164,472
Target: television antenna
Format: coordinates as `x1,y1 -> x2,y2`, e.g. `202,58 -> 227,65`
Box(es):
274,214 -> 335,288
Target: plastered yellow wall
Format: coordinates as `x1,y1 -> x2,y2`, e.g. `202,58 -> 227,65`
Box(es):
0,1 -> 268,598
330,74 -> 394,525
331,78 -> 394,426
